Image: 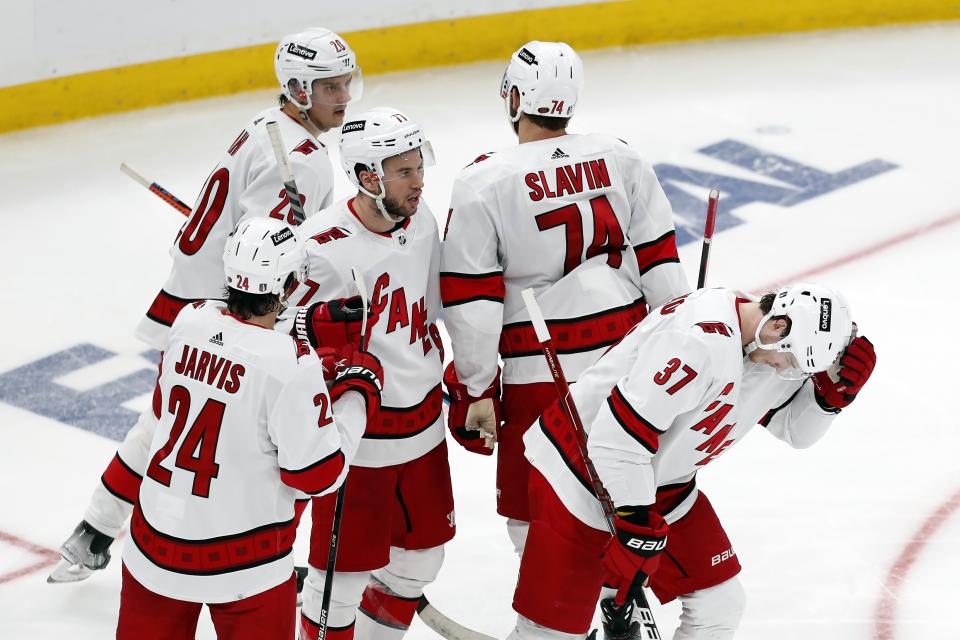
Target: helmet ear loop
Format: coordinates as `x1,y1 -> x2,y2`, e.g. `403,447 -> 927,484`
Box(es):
357,168 -> 402,224
505,85 -> 523,124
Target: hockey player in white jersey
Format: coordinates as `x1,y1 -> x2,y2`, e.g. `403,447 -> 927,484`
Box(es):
114,218 -> 384,640
441,41 -> 689,552
513,284 -> 877,640
137,27 -> 362,348
50,28 -> 362,583
284,108 -> 451,640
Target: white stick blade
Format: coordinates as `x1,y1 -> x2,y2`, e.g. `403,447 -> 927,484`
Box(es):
119,162 -> 150,187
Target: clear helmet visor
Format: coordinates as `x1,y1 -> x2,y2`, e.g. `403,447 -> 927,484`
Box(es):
308,67 -> 364,106
378,141 -> 436,184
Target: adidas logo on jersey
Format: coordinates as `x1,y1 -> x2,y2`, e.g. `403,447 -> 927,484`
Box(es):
551,148 -> 569,159
209,332 -> 224,346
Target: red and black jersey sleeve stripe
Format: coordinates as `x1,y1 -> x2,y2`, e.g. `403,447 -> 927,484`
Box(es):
440,271 -> 505,307
633,230 -> 680,277
279,449 -> 345,495
607,386 -> 665,454
101,453 -> 143,505
144,289 -> 198,328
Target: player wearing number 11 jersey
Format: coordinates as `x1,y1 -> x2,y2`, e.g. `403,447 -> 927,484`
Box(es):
440,41 -> 689,552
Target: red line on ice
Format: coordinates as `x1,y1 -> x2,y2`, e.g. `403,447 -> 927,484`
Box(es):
0,530 -> 59,586
742,207 -> 960,639
873,487 -> 960,639
754,209 -> 960,292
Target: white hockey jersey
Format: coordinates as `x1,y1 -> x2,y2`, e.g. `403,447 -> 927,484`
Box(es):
441,134 -> 689,396
136,107 -> 335,350
122,301 -> 366,603
523,288 -> 839,532
282,197 -> 445,468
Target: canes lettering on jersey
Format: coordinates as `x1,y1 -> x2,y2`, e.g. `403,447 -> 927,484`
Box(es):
369,274 -> 444,357
284,197 -> 444,467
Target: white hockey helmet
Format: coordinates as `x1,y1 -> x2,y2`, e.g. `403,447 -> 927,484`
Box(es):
500,41 -> 583,123
750,283 -> 854,379
275,28 -> 362,110
339,107 -> 435,222
223,218 -> 308,299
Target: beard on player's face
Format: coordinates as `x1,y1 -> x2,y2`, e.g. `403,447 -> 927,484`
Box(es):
382,191 -> 417,219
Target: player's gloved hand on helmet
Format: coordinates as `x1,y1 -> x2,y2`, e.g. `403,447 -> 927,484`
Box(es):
295,296 -> 379,351
601,508 -> 669,605
813,335 -> 876,411
61,520 -> 114,569
328,345 -> 384,424
443,362 -> 501,455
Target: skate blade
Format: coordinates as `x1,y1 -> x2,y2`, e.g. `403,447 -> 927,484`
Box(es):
46,558 -> 94,584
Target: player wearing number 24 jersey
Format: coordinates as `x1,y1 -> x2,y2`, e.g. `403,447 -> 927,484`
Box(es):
135,28 -> 363,350
440,41 -> 689,552
116,218 -> 383,640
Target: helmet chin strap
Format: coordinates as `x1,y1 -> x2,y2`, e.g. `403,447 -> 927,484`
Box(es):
357,179 -> 402,224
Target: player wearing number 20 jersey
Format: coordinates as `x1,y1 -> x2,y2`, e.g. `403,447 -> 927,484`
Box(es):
440,42 -> 689,546
135,28 -> 363,350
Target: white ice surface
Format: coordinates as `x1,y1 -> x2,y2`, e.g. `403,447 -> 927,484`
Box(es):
1,22 -> 959,639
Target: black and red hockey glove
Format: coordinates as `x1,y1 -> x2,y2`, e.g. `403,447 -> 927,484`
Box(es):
327,345 -> 384,425
295,296 -> 379,351
601,509 -> 669,605
443,362 -> 501,456
813,336 -> 876,411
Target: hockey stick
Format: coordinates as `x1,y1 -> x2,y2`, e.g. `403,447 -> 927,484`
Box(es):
266,121 -> 308,225
520,288 -> 661,640
697,189 -> 719,289
120,162 -> 192,216
417,595 -> 498,640
124,148 -> 481,640
312,270 -> 368,640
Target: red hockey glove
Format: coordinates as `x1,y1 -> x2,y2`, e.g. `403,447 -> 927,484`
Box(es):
294,296 -> 379,351
601,510 -> 669,605
443,362 -> 501,456
813,336 -> 876,411
328,345 -> 384,425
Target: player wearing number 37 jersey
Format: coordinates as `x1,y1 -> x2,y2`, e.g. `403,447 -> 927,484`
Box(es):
441,41 -> 689,552
515,284 -> 876,640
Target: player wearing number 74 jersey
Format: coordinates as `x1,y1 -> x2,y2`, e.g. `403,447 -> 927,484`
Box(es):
441,41 -> 689,552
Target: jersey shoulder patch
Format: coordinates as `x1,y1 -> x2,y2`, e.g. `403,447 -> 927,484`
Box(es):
695,321 -> 734,337
293,139 -> 321,156
309,226 -> 352,246
465,151 -> 496,168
